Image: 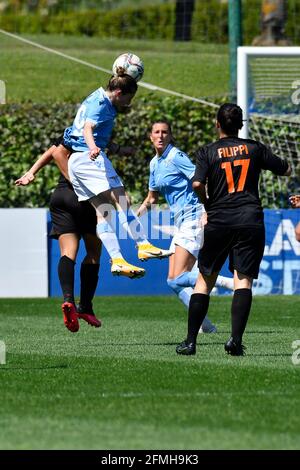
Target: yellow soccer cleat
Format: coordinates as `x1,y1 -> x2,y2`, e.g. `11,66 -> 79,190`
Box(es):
111,258 -> 145,279
138,243 -> 173,261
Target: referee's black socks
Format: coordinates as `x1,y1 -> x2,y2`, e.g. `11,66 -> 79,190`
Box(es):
231,288 -> 252,343
58,255 -> 75,304
187,293 -> 210,344
79,263 -> 100,312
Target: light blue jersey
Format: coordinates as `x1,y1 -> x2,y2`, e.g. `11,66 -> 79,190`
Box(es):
149,144 -> 203,226
64,87 -> 117,152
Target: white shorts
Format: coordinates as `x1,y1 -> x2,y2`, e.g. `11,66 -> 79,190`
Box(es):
68,151 -> 123,201
169,218 -> 204,259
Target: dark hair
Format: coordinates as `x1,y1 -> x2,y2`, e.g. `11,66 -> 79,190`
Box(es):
217,103 -> 243,135
150,120 -> 176,145
151,120 -> 173,135
107,72 -> 137,95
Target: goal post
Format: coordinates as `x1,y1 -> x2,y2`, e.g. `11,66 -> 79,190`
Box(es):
237,46 -> 300,138
236,47 -> 300,294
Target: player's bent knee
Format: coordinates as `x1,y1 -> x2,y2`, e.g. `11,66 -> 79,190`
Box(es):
84,254 -> 101,264
167,277 -> 183,294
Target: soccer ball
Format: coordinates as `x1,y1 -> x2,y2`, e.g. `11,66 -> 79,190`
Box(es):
112,53 -> 144,82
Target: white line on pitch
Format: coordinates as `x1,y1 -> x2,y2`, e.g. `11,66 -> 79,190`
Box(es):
0,28 -> 218,108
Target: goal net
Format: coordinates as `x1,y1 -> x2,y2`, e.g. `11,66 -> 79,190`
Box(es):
237,47 -> 300,295
237,46 -> 300,208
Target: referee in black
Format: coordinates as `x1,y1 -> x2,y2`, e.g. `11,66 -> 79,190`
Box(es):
176,103 -> 291,356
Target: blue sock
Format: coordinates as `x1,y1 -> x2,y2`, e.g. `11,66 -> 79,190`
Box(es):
171,270 -> 198,289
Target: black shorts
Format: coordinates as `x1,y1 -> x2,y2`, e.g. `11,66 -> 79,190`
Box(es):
49,186 -> 97,239
198,224 -> 265,279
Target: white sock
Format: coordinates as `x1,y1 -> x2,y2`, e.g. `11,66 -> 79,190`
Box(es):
118,208 -> 148,245
178,287 -> 193,308
96,222 -> 122,259
215,275 -> 234,290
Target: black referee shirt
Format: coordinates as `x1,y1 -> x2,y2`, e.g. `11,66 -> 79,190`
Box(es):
193,136 -> 289,227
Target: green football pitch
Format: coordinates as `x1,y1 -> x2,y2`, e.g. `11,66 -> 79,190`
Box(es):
0,295 -> 299,450
0,34 -> 229,102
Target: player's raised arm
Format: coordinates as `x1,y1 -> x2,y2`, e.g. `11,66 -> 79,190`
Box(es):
52,144 -> 71,180
15,145 -> 56,186
192,147 -> 209,208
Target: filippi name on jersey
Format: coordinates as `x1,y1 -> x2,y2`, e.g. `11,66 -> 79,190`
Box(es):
218,145 -> 249,159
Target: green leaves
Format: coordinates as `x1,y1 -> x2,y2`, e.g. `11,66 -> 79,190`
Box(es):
0,97 -> 216,208
0,102 -> 71,208
2,98 -> 296,208
1,1 -> 299,45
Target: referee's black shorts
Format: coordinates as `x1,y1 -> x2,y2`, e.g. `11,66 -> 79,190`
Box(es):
198,223 -> 265,279
49,186 -> 97,239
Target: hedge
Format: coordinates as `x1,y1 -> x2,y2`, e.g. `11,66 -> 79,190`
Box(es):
0,4 -> 174,40
1,96 -> 297,209
0,96 -> 218,208
1,0 -> 299,44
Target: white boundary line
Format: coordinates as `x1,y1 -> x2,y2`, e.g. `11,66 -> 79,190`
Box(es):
99,390 -> 293,398
0,28 -> 112,73
0,80 -> 6,104
0,28 -> 218,108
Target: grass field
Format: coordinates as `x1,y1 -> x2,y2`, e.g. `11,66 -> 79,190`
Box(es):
0,295 -> 299,450
0,33 -> 229,102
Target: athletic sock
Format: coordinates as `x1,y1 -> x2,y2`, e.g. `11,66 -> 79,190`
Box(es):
79,263 -> 100,312
215,275 -> 234,290
173,270 -> 234,292
96,222 -> 123,259
231,288 -> 252,343
118,208 -> 148,245
58,255 -> 75,303
174,270 -> 198,288
187,293 -> 210,344
178,286 -> 193,308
